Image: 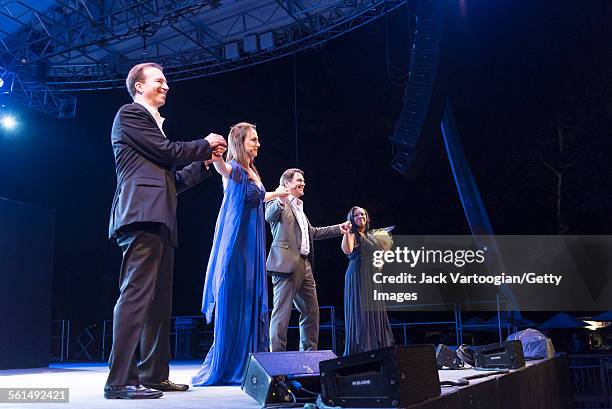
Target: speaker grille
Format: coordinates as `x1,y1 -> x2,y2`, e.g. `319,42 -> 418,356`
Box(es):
242,351 -> 337,406
396,345 -> 441,404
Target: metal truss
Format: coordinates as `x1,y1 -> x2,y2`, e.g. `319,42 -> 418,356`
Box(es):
0,0 -> 407,117
0,70 -> 76,118
160,0 -> 410,84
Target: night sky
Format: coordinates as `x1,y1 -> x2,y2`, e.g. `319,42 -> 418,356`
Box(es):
0,0 -> 610,333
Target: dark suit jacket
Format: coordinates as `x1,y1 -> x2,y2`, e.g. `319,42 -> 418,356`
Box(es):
108,102 -> 214,246
265,198 -> 341,274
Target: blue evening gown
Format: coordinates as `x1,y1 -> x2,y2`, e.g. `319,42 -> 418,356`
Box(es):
343,234 -> 394,356
192,161 -> 269,385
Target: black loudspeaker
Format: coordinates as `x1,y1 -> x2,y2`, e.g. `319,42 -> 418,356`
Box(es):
320,345 -> 441,408
436,344 -> 463,369
474,340 -> 526,370
389,0 -> 456,178
0,198 -> 54,369
241,350 -> 337,406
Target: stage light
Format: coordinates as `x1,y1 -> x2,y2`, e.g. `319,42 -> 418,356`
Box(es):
0,78 -> 4,88
1,115 -> 17,130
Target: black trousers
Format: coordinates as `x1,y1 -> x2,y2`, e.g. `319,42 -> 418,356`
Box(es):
106,222 -> 173,386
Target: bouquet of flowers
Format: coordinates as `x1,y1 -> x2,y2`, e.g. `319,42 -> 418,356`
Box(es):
368,226 -> 395,251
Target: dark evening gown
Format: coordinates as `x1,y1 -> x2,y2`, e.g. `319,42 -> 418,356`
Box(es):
193,161 -> 269,385
343,234 -> 394,356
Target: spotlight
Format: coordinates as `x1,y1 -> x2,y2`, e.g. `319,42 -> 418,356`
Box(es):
0,78 -> 4,88
1,115 -> 17,130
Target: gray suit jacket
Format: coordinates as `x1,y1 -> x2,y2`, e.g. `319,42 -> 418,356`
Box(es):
265,198 -> 341,274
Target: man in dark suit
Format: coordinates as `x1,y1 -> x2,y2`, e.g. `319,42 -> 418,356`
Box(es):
266,168 -> 351,352
105,62 -> 226,399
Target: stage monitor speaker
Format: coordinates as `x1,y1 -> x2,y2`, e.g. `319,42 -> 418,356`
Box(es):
320,345 -> 441,408
474,340 -> 525,370
436,344 -> 463,369
241,350 -> 336,406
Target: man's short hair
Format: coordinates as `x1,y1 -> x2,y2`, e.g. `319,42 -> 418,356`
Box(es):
126,62 -> 163,99
280,168 -> 304,186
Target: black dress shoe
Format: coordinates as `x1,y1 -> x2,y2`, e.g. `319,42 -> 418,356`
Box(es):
104,385 -> 163,399
142,379 -> 189,392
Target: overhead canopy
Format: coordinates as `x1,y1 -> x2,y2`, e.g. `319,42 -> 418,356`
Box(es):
538,313 -> 589,330
0,0 -> 408,117
591,311 -> 612,321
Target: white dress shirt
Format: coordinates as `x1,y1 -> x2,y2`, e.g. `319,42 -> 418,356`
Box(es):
288,195 -> 310,256
136,101 -> 166,137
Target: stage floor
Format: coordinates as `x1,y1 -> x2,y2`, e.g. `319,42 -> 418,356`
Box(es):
0,359 -> 558,409
0,362 -> 260,409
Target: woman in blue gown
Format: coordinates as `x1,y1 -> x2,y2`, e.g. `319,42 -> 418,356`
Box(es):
193,122 -> 288,385
341,206 -> 394,356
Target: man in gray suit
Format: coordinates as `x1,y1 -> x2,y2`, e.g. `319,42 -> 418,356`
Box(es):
266,168 -> 351,352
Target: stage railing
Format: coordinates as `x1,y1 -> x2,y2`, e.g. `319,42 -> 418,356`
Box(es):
285,305 -> 338,352
101,306 -> 339,360
50,320 -> 70,362
457,296 -> 517,343
387,303 -> 461,346
386,295 -> 514,347
172,316 -> 213,360
73,324 -> 96,360
84,298 -> 520,361
569,353 -> 612,408
102,317 -> 213,361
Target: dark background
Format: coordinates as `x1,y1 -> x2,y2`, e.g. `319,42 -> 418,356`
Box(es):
0,0 -> 610,333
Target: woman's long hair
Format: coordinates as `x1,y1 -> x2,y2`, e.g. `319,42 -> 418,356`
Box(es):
226,122 -> 259,179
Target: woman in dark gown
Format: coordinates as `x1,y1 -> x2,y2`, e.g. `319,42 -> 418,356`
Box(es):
341,206 -> 394,356
193,123 -> 288,385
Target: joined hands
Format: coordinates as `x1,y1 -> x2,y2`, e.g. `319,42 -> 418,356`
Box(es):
204,133 -> 227,166
205,133 -> 227,150
275,186 -> 290,202
339,221 -> 352,234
